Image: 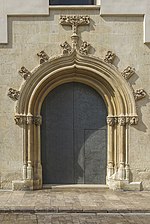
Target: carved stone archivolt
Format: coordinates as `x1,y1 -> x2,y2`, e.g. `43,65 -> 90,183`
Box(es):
37,51 -> 49,64
8,88 -> 20,101
19,66 -> 31,80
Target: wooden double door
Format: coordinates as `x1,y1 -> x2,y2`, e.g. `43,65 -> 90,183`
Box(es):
41,82 -> 107,185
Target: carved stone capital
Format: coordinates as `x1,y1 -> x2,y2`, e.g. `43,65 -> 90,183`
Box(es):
15,114 -> 42,126
8,88 -> 20,101
14,114 -> 27,125
79,41 -> 90,55
60,41 -> 72,55
118,116 -> 126,126
133,89 -> 146,101
129,116 -> 138,125
26,114 -> 34,125
33,115 -> 42,126
122,66 -> 135,80
37,51 -> 49,64
107,116 -> 118,126
104,51 -> 116,64
19,66 -> 31,80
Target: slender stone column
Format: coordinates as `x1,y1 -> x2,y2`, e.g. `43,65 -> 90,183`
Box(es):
23,122 -> 28,180
118,116 -> 126,180
107,116 -> 116,178
27,114 -> 34,180
33,115 -> 42,186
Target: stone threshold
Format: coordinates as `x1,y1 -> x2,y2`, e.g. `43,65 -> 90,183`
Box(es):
0,209 -> 150,214
43,184 -> 109,191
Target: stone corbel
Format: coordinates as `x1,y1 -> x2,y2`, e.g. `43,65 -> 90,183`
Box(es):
133,89 -> 146,101
104,51 -> 116,64
37,51 -> 49,64
121,66 -> 135,80
8,88 -> 20,101
18,66 -> 31,80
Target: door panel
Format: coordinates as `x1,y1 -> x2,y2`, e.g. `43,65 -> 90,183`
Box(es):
41,82 -> 107,185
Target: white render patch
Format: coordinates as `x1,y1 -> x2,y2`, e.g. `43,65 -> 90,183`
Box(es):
101,0 -> 150,43
0,0 -> 49,43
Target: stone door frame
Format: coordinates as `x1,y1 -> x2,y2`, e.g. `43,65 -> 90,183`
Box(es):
12,51 -> 138,190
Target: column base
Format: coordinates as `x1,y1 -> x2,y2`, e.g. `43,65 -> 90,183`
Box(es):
12,179 -> 42,191
107,178 -> 142,191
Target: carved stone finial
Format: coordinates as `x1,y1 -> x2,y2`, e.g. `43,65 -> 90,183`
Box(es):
133,89 -> 146,101
79,41 -> 90,55
104,51 -> 116,64
37,51 -> 49,64
60,15 -> 90,48
18,66 -> 31,80
8,88 -> 20,101
60,15 -> 90,36
122,66 -> 135,80
60,41 -> 72,55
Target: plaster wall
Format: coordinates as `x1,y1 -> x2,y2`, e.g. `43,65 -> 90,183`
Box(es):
0,7 -> 150,189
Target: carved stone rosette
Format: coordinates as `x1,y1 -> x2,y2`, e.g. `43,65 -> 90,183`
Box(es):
60,41 -> 72,55
8,88 -> 20,101
14,114 -> 42,126
133,89 -> 146,101
19,66 -> 31,80
104,51 -> 116,64
79,41 -> 90,55
37,51 -> 49,64
122,66 -> 135,80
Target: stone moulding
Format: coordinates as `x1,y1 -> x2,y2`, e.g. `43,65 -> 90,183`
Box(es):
8,88 -> 20,101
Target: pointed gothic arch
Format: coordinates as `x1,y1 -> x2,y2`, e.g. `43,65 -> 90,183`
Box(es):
13,51 -> 138,190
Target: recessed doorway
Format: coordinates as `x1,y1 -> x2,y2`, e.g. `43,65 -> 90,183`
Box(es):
41,82 -> 107,185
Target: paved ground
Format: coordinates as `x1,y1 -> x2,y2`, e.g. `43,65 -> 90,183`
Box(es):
0,188 -> 150,223
1,213 -> 150,224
